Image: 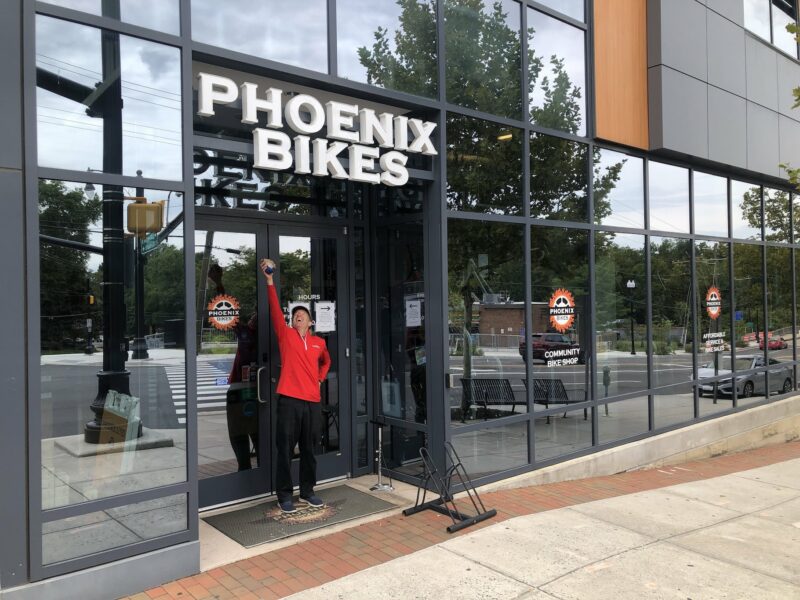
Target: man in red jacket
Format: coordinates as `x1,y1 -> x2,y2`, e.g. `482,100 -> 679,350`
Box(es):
261,258 -> 331,513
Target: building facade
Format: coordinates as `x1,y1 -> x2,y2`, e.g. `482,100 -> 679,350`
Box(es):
1,0 -> 799,597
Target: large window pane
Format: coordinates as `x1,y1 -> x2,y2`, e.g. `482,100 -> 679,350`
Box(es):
534,411 -> 591,462
444,0 -> 522,118
648,162 -> 689,233
376,223 -> 426,424
40,180 -> 186,509
337,0 -> 437,97
694,172 -> 729,237
36,16 -> 182,180
654,384 -> 695,429
731,180 -> 763,240
531,227 -> 590,411
448,220 -> 526,425
446,115 -> 523,215
696,241 -> 731,414
595,233 -> 648,397
598,397 -> 649,444
42,0 -> 180,34
734,243 -> 766,404
43,494 -> 187,565
593,149 -> 644,229
772,0 -> 798,56
764,187 -> 791,243
530,134 -> 588,221
451,421 -> 528,478
191,0 -> 327,72
528,9 -> 586,136
744,0 -> 771,40
766,247 -> 793,366
651,238 -> 693,388
534,0 -> 584,22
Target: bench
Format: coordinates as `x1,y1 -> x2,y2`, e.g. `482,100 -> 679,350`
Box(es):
525,378 -> 588,423
460,378 -> 518,422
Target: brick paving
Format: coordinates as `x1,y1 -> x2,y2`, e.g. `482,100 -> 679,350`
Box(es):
124,441 -> 800,600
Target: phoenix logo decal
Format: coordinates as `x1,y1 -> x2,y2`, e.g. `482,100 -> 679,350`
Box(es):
549,288 -> 576,333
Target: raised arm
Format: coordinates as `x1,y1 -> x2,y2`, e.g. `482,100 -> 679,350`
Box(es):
261,258 -> 287,340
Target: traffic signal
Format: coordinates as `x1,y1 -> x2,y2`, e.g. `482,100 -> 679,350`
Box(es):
87,293 -> 95,305
126,197 -> 164,238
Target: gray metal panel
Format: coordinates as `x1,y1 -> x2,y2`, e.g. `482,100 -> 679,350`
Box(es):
0,1 -> 22,170
647,0 -> 663,68
708,86 -> 747,170
0,542 -> 199,600
648,66 -> 665,149
657,0 -> 708,81
779,115 -> 800,175
745,35 -> 779,111
707,9 -> 746,97
777,54 -> 800,120
746,102 -> 781,177
706,0 -> 744,25
651,66 -> 709,158
0,170 -> 27,589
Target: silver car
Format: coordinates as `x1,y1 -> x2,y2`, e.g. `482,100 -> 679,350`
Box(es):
698,355 -> 793,398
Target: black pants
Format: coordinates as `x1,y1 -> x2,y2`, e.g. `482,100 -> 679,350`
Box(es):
275,395 -> 321,503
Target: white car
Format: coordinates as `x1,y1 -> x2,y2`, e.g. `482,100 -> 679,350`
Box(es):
698,355 -> 793,398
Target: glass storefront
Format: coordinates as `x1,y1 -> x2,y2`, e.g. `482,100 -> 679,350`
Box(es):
19,0 -> 800,589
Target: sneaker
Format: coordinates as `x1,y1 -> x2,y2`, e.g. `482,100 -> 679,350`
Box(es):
298,494 -> 324,508
278,499 -> 297,513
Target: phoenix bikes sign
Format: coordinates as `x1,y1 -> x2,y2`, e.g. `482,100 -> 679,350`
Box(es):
196,73 -> 437,187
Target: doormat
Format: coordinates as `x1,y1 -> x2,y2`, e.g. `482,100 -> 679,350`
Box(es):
203,485 -> 397,547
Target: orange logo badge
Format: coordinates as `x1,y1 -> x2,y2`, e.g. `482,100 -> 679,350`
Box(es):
207,294 -> 240,330
549,288 -> 576,333
706,286 -> 722,320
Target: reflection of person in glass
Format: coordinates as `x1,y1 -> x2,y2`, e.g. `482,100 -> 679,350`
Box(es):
227,312 -> 258,470
261,258 -> 331,514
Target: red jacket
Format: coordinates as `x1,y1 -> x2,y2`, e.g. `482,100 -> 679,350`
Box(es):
268,284 -> 331,401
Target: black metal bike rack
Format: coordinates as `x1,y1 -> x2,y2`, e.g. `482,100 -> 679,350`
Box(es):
402,441 -> 497,533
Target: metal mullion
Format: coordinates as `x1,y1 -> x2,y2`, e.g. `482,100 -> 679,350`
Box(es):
585,0 -> 596,139
443,102 -> 528,131
728,190 -> 738,407
35,2 -> 182,47
690,233 -> 700,419
448,412 -> 531,435
179,0 -> 199,546
327,0 -> 337,77
521,2 -> 530,126
524,222 -> 534,464
37,167 -> 183,192
24,0 -> 40,583
529,217 -> 593,230
445,210 -> 528,225
589,226 -> 598,445
41,482 -> 191,523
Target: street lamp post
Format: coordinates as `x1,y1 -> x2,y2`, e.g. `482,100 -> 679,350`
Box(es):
130,170 -> 149,360
627,279 -> 636,355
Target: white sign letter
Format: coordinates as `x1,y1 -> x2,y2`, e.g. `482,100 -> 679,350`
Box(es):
326,101 -> 360,142
379,151 -> 409,187
359,109 -> 394,148
393,116 -> 409,151
240,83 -> 283,127
408,119 -> 437,155
253,129 -> 292,171
294,135 -> 311,174
348,144 -> 380,184
312,139 -> 348,179
284,94 -> 325,135
197,73 -> 238,117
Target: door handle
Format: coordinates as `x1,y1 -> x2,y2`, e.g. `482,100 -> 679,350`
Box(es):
257,367 -> 267,404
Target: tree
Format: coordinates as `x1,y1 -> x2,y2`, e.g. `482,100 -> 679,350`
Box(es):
38,180 -> 102,350
781,22 -> 800,189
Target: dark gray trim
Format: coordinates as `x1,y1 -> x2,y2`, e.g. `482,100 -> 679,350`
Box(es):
1,541 -> 198,600
327,0 -> 337,77
526,0 -> 589,31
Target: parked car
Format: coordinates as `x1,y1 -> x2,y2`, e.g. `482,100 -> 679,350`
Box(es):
697,354 -> 792,397
759,336 -> 788,350
519,333 -> 585,364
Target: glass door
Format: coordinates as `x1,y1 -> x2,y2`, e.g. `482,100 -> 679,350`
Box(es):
195,220 -> 350,508
196,221 -> 271,508
268,225 -> 350,482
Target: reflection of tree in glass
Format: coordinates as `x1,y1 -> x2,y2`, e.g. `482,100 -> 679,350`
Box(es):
740,187 -> 789,242
39,180 -> 102,350
278,250 -> 313,299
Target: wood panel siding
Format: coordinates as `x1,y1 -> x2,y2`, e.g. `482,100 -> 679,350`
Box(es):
593,0 -> 649,149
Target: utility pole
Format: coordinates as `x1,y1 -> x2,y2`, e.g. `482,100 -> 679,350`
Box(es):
130,170 -> 149,359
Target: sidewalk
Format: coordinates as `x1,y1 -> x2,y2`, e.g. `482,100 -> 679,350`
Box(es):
127,441 -> 800,600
